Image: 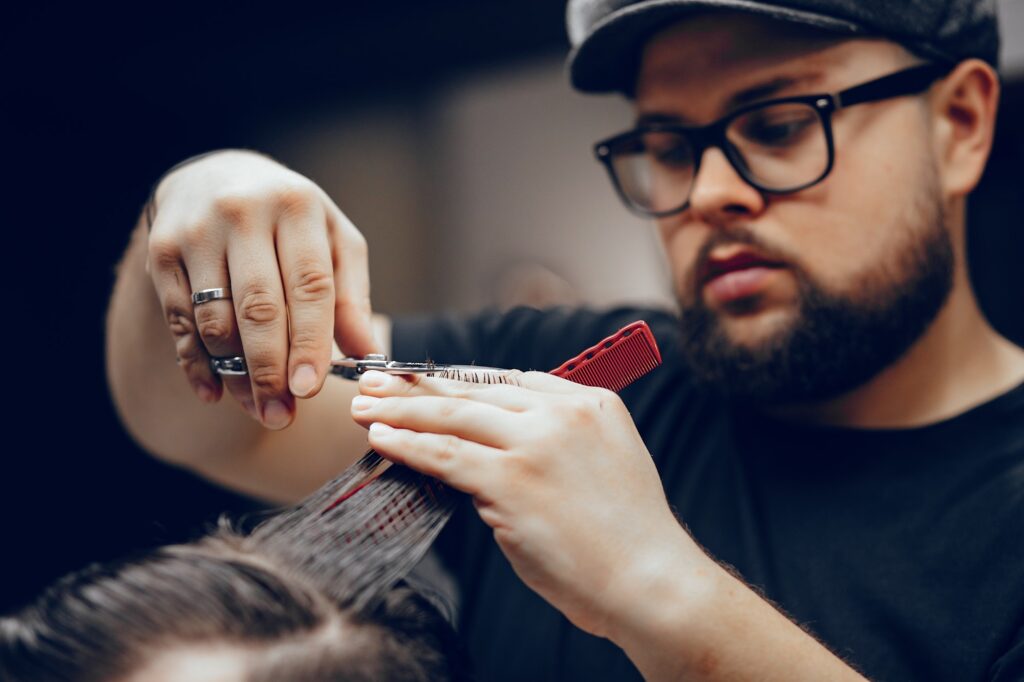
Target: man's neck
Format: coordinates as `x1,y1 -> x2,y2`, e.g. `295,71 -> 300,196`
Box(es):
768,270 -> 1024,429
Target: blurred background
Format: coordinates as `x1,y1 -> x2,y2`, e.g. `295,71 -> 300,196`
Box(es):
3,0 -> 1022,613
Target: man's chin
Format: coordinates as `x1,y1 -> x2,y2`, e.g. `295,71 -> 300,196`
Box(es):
711,306 -> 797,350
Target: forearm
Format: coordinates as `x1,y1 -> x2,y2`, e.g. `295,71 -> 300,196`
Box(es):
610,538 -> 866,681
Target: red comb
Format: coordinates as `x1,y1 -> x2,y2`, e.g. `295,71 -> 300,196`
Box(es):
549,320 -> 662,392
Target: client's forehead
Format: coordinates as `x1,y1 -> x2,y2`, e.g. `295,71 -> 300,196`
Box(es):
635,12 -> 912,122
121,645 -> 247,682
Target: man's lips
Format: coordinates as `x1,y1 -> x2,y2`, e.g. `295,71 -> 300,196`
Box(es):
698,250 -> 786,286
696,249 -> 788,306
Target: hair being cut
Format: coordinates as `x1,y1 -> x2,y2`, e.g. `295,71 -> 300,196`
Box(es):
0,508 -> 470,681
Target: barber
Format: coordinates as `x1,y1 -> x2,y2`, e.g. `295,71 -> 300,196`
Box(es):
107,1 -> 1024,679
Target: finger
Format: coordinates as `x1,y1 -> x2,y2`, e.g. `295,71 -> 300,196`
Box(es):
367,422 -> 499,497
351,394 -> 518,447
357,371 -> 530,410
178,225 -> 251,413
226,226 -> 293,430
181,245 -> 257,419
148,230 -> 219,403
325,202 -> 379,357
275,194 -> 335,399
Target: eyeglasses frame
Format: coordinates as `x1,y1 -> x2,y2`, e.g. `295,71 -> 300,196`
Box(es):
594,62 -> 955,218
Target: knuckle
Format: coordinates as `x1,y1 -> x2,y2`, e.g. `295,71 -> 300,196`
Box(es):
211,194 -> 254,225
558,396 -> 598,425
432,434 -> 460,467
274,184 -> 318,217
237,287 -> 282,326
174,336 -> 204,372
346,231 -> 368,257
193,301 -> 221,326
247,362 -> 285,393
165,306 -> 195,338
196,316 -> 233,346
438,400 -> 458,419
505,449 -> 542,480
288,327 -> 324,354
148,237 -> 181,271
288,264 -> 334,303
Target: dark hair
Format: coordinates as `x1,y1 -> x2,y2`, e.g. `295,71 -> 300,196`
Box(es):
0,517 -> 470,682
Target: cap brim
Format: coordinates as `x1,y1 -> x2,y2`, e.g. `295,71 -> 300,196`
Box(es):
568,0 -> 866,94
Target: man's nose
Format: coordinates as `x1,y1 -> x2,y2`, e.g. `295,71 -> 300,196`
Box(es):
686,146 -> 765,224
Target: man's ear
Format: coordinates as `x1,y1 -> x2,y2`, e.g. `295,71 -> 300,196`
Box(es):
929,58 -> 1001,199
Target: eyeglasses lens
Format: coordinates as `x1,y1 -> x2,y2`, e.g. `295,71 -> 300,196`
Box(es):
726,102 -> 829,190
607,102 -> 830,215
609,132 -> 696,215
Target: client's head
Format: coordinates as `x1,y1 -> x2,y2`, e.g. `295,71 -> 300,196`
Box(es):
1,517 -> 467,682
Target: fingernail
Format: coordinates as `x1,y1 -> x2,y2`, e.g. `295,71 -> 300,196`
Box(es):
262,400 -> 291,429
369,422 -> 393,435
351,395 -> 378,412
291,364 -> 318,397
362,371 -> 389,388
196,384 -> 215,403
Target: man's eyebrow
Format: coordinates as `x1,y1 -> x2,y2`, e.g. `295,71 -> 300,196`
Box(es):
728,72 -> 826,107
635,72 -> 827,127
634,112 -> 686,126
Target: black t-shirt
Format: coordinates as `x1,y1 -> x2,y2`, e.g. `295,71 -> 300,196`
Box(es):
392,306 -> 1024,682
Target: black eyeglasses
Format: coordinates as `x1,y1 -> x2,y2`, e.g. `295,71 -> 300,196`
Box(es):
594,63 -> 953,218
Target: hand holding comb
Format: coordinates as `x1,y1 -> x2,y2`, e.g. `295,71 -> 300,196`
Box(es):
256,321 -> 661,610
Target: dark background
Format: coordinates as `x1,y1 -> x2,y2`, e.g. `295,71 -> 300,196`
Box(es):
3,2 -> 1022,615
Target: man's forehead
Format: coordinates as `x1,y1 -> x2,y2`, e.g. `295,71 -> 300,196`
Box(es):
634,13 -> 907,120
634,70 -> 828,126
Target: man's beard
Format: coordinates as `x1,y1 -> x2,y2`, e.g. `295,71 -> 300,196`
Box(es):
676,183 -> 954,404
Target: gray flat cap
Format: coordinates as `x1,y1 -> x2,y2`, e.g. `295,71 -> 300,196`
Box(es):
566,0 -> 1001,93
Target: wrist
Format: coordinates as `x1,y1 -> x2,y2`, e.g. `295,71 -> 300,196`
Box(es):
602,525 -> 720,647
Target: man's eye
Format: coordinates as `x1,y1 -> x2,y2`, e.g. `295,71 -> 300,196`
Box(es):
738,114 -> 816,147
648,141 -> 692,166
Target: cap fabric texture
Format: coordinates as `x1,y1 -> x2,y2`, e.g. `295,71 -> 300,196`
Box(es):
566,0 -> 1000,93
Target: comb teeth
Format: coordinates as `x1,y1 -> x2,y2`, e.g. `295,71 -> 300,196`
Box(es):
550,320 -> 662,392
336,476 -> 451,547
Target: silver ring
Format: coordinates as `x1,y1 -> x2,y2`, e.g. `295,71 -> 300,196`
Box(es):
192,288 -> 231,306
210,356 -> 248,376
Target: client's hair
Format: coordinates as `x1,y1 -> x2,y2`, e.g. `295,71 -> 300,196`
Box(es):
3,369 -> 516,681
0,512 -> 469,682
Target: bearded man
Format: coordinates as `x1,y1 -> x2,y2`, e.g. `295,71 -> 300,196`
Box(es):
107,1 -> 1024,679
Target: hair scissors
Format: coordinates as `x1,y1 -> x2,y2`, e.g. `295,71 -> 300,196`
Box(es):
209,354 -> 510,381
